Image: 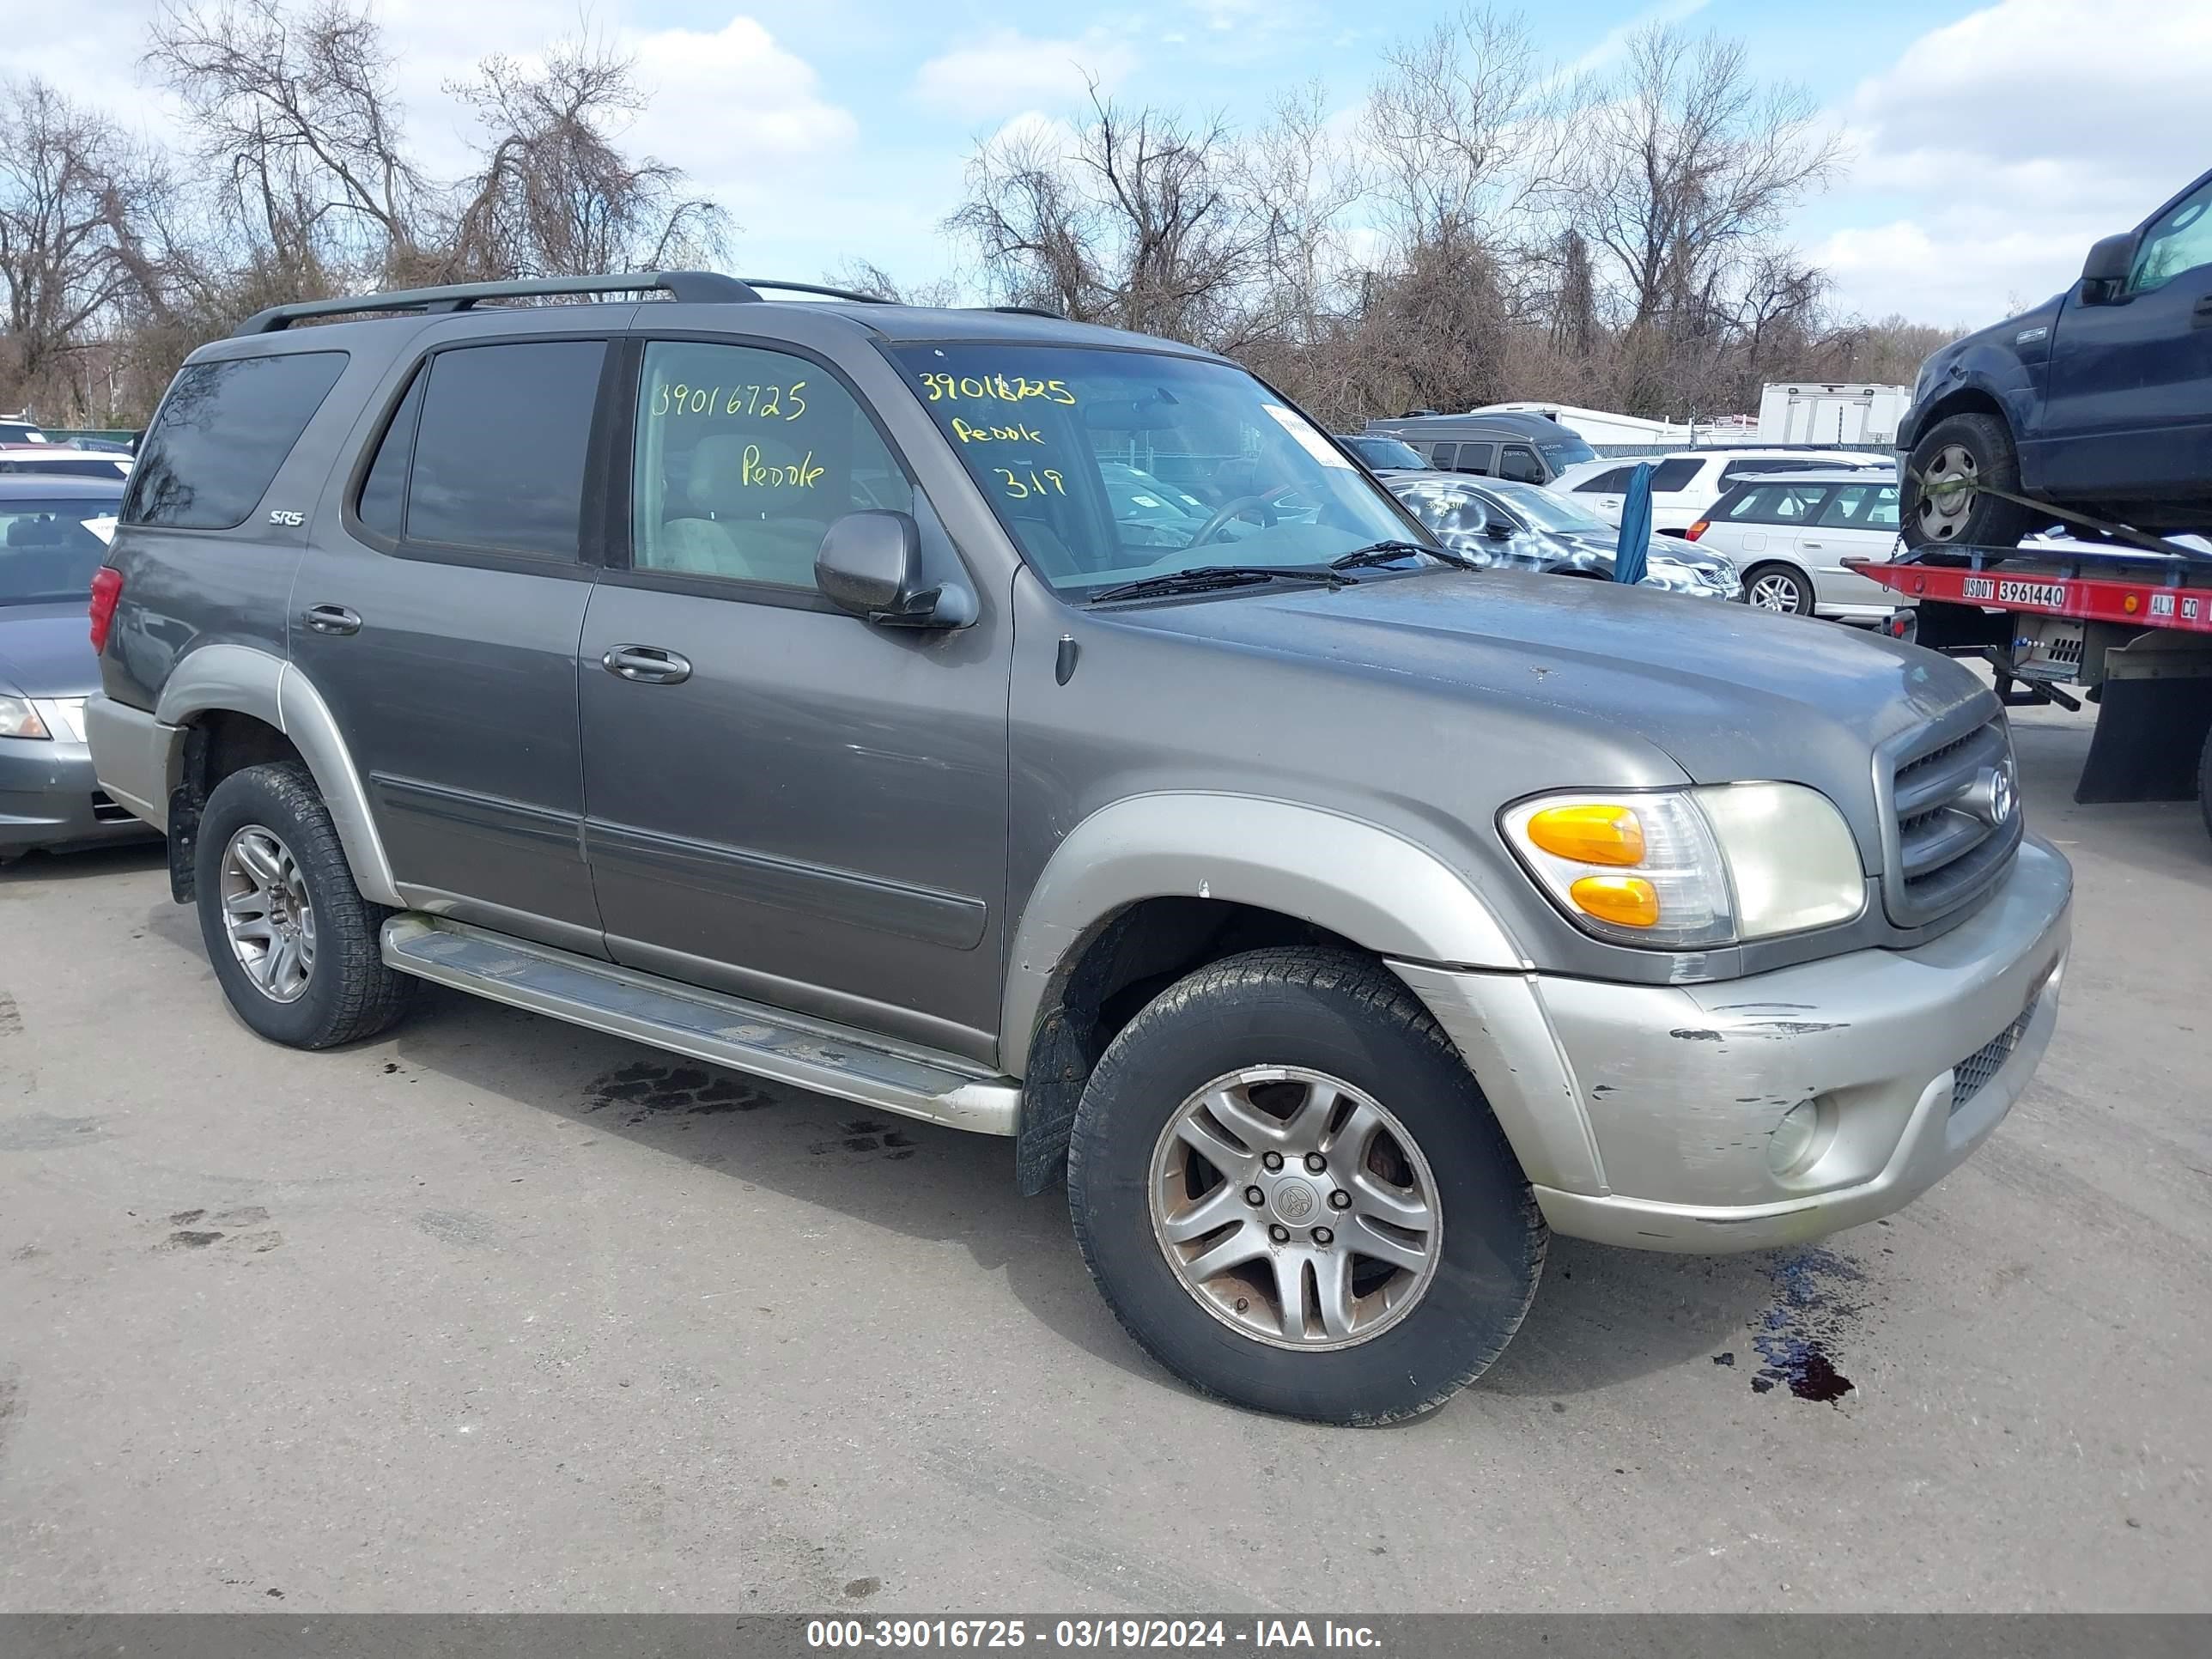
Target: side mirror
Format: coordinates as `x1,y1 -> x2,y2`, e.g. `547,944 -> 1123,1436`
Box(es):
1485,520 -> 1516,539
2079,232 -> 2135,301
815,510 -> 947,627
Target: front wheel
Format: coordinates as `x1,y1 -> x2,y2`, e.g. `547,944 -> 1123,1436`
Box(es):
1066,948 -> 1546,1425
1903,411 -> 2037,550
195,761 -> 415,1048
1744,562 -> 1815,615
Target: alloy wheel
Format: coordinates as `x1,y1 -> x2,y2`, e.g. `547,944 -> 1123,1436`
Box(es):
1147,1066 -> 1442,1351
218,825 -> 317,1003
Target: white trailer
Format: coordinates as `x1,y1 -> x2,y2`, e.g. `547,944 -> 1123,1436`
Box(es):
1756,384 -> 1911,447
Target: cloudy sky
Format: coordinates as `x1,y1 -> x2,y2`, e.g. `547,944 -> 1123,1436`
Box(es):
11,0 -> 2206,331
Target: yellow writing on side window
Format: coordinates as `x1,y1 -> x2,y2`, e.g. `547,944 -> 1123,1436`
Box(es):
951,416 -> 1045,445
742,446 -> 823,489
651,381 -> 810,421
917,372 -> 1075,407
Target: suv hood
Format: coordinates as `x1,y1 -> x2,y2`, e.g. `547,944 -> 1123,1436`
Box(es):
0,603 -> 100,698
1111,568 -> 1990,845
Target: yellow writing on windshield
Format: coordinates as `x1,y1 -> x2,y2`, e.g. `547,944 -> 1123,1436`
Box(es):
951,417 -> 1045,445
918,372 -> 1076,406
994,468 -> 1066,500
741,446 -> 823,488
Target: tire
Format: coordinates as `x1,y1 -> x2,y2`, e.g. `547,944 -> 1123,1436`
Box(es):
1902,411 -> 2038,551
195,761 -> 414,1048
1066,947 -> 1546,1425
2199,723 -> 2212,845
1743,562 -> 1815,616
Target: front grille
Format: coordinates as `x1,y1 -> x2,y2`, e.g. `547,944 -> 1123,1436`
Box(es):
1951,994 -> 2040,1113
88,791 -> 133,824
1876,714 -> 2023,928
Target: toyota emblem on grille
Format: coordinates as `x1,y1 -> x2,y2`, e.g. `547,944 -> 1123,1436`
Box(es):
1965,763 -> 2015,826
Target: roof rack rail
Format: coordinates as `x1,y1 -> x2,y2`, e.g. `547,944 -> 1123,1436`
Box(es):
735,279 -> 892,305
990,304 -> 1064,319
229,270 -> 761,337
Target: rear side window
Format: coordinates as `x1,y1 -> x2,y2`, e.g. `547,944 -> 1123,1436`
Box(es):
1727,482 -> 1833,523
1575,465 -> 1634,493
1645,459 -> 1701,493
1817,482 -> 1900,531
392,341 -> 604,557
126,351 -> 346,530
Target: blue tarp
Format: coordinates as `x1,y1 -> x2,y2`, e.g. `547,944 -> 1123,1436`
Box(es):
1614,463 -> 1653,586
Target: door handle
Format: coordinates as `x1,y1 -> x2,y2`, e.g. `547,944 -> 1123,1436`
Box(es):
601,644 -> 692,684
301,604 -> 362,636
1801,540 -> 1825,550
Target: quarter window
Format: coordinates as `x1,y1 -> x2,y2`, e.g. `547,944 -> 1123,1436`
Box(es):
1575,466 -> 1634,493
399,341 -> 604,558
1645,459 -> 1702,493
125,350 -> 347,530
1728,482 -> 1833,523
629,341 -> 912,592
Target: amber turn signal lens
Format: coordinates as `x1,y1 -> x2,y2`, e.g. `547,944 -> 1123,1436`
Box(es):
1526,804 -> 1645,866
1570,875 -> 1661,928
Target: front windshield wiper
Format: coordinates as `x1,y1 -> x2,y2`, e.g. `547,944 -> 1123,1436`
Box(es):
1329,539 -> 1479,572
1087,565 -> 1358,605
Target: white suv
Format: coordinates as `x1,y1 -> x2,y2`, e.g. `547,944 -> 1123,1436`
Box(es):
1552,449 -> 1892,535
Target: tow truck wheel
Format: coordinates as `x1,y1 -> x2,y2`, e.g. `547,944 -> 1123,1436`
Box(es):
2198,723 -> 2212,844
1903,413 -> 2037,551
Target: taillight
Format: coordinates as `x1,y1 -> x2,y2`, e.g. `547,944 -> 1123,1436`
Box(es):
1683,520 -> 1710,542
89,566 -> 124,653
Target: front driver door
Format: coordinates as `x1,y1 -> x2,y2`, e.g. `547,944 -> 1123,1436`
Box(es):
576,336 -> 1012,1064
2039,170 -> 2212,497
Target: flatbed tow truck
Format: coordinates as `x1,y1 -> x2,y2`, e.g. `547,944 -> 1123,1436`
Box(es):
1857,540 -> 2212,839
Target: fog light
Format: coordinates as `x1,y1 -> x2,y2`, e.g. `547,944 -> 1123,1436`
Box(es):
1768,1100 -> 1821,1175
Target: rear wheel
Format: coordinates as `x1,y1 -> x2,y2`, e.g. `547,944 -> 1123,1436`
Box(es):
1066,947 -> 1546,1425
196,762 -> 414,1048
1744,562 -> 1814,615
1904,412 -> 2038,550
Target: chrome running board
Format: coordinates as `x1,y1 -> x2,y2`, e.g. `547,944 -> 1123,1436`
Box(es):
380,915 -> 1019,1134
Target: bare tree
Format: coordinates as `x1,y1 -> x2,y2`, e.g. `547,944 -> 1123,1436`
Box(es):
443,37 -> 730,283
146,0 -> 426,283
0,77 -> 168,416
950,86 -> 1263,347
1559,25 -> 1842,337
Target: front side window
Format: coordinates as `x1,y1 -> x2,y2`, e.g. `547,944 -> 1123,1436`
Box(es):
1449,442 -> 1497,475
2130,178 -> 2212,295
126,350 -> 346,531
1498,446 -> 1543,483
890,344 -> 1422,596
1816,483 -> 1900,531
1,495 -> 122,604
398,341 -> 604,557
630,341 -> 911,590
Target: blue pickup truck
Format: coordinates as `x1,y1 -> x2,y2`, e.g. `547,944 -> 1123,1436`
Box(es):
1898,167 -> 2212,551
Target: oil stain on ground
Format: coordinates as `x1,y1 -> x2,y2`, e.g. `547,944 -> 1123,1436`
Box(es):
1745,1244 -> 1862,1404
584,1060 -> 780,1124
809,1119 -> 918,1161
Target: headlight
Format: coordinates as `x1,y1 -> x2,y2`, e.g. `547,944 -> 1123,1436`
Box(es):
1502,783 -> 1866,948
0,693 -> 52,740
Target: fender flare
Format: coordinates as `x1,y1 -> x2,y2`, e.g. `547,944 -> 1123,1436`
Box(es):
155,643 -> 401,907
998,792 -> 1525,1073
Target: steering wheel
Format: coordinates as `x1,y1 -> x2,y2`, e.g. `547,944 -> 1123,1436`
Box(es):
1190,493 -> 1279,547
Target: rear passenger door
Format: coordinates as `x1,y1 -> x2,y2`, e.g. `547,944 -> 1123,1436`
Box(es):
293,330 -> 617,954
575,335 -> 1012,1062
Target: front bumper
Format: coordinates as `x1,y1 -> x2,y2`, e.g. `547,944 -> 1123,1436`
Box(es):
1,733 -> 157,855
1395,834 -> 2072,1252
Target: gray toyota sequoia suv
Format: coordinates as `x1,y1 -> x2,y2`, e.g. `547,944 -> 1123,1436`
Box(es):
86,273 -> 2072,1424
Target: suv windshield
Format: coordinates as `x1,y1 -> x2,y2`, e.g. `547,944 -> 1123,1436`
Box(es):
891,345 -> 1427,596
1,495 -> 119,604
